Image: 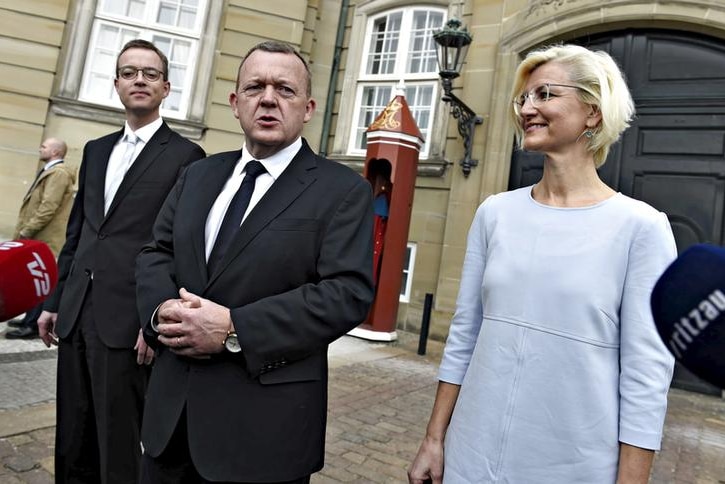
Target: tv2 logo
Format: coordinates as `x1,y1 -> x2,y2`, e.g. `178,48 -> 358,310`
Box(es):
27,252 -> 51,297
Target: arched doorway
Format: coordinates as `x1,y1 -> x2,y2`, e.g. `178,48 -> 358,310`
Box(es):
508,29 -> 725,395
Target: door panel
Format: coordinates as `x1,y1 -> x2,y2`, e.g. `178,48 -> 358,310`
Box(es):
622,112 -> 725,253
508,29 -> 725,394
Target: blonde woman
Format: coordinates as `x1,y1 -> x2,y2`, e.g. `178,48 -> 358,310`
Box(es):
408,44 -> 676,483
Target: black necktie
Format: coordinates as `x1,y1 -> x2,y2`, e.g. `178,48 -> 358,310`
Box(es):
208,160 -> 267,275
25,165 -> 51,198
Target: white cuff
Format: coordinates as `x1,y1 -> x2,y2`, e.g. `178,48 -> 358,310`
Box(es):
149,303 -> 163,332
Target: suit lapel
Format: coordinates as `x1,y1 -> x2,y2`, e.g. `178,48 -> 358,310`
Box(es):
91,130 -> 123,226
192,152 -> 240,284
23,167 -> 51,203
206,143 -> 318,286
104,123 -> 173,221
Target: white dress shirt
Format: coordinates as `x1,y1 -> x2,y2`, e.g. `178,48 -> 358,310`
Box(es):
43,158 -> 64,171
103,117 -> 163,214
204,138 -> 301,261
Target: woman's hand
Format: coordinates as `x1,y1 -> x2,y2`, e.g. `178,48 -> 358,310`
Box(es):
408,435 -> 444,484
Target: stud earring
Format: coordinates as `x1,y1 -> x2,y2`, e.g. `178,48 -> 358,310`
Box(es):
584,130 -> 594,139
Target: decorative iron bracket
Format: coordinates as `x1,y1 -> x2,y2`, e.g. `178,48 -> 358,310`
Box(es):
440,76 -> 483,178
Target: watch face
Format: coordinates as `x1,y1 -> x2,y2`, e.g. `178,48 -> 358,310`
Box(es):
224,333 -> 242,353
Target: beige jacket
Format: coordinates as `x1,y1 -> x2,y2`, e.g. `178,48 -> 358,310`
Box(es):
14,161 -> 75,255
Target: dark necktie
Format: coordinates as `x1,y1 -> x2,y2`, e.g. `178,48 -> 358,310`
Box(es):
207,160 -> 267,275
24,168 -> 45,198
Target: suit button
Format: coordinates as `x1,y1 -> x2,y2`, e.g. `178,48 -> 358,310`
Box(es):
98,233 -> 107,240
84,269 -> 93,280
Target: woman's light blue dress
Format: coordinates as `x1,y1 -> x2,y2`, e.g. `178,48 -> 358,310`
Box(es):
439,187 -> 677,483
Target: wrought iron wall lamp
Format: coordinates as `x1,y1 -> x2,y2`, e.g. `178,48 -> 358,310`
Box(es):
433,18 -> 483,178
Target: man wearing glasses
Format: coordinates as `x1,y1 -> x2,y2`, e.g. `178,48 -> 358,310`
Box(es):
37,39 -> 205,483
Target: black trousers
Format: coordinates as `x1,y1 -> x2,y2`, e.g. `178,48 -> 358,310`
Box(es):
18,302 -> 42,330
55,294 -> 148,484
139,408 -> 311,484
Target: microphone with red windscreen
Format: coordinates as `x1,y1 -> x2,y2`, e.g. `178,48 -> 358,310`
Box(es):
0,239 -> 58,321
650,243 -> 725,389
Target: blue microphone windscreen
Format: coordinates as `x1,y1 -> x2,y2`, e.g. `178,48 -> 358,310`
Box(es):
651,243 -> 725,389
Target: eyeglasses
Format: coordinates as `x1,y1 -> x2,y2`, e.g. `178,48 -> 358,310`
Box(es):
117,65 -> 165,82
513,83 -> 584,116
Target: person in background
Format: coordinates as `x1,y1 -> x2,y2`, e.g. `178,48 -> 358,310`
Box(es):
6,138 -> 74,339
370,161 -> 392,286
408,44 -> 677,484
135,41 -> 373,483
37,39 -> 205,483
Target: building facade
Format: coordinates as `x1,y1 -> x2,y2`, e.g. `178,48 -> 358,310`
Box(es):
1,0 -> 724,389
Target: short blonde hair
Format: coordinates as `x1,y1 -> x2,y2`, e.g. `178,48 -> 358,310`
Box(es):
509,44 -> 634,168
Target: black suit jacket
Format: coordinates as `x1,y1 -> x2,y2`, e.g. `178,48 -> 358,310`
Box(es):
136,140 -> 374,482
46,122 -> 205,348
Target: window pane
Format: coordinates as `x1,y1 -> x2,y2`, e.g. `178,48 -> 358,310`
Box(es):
355,85 -> 392,149
120,29 -> 138,47
365,12 -> 401,75
407,10 -> 444,74
170,40 -> 191,61
164,89 -> 182,111
156,0 -> 199,29
95,51 -> 116,74
405,84 -> 434,153
153,36 -> 171,54
102,0 -> 146,19
86,72 -> 113,100
157,5 -> 176,25
97,24 -> 118,48
100,0 -> 124,16
168,65 -> 185,85
400,244 -> 414,299
179,7 -> 196,29
129,0 -> 145,18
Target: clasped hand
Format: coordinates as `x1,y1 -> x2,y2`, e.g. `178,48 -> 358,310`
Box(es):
156,288 -> 232,358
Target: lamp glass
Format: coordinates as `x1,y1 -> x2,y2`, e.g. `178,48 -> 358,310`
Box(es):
433,18 -> 472,75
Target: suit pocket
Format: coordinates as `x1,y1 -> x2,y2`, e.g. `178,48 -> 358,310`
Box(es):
259,354 -> 323,385
268,218 -> 319,232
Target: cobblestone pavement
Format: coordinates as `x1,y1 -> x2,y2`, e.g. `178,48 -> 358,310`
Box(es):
0,327 -> 724,483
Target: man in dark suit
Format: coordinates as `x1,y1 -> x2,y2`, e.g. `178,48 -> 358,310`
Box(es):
37,39 -> 205,483
136,41 -> 374,483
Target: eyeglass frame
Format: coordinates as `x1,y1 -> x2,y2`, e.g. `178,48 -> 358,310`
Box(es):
116,65 -> 166,82
513,83 -> 590,116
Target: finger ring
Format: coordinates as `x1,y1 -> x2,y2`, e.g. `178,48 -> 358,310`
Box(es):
176,337 -> 181,346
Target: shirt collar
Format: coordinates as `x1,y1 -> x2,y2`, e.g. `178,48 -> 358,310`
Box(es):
123,117 -> 163,144
239,138 -> 302,180
43,159 -> 64,170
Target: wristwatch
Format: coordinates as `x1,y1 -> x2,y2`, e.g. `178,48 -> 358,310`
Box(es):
223,332 -> 242,353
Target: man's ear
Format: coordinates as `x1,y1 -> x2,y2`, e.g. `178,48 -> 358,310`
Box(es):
303,98 -> 317,123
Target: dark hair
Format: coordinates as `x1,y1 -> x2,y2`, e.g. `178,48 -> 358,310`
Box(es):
116,39 -> 169,80
235,41 -> 312,96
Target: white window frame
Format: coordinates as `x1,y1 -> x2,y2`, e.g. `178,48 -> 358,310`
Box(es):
80,1 -> 206,119
333,1 -> 451,162
51,0 -> 224,139
347,7 -> 445,158
399,242 -> 417,303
